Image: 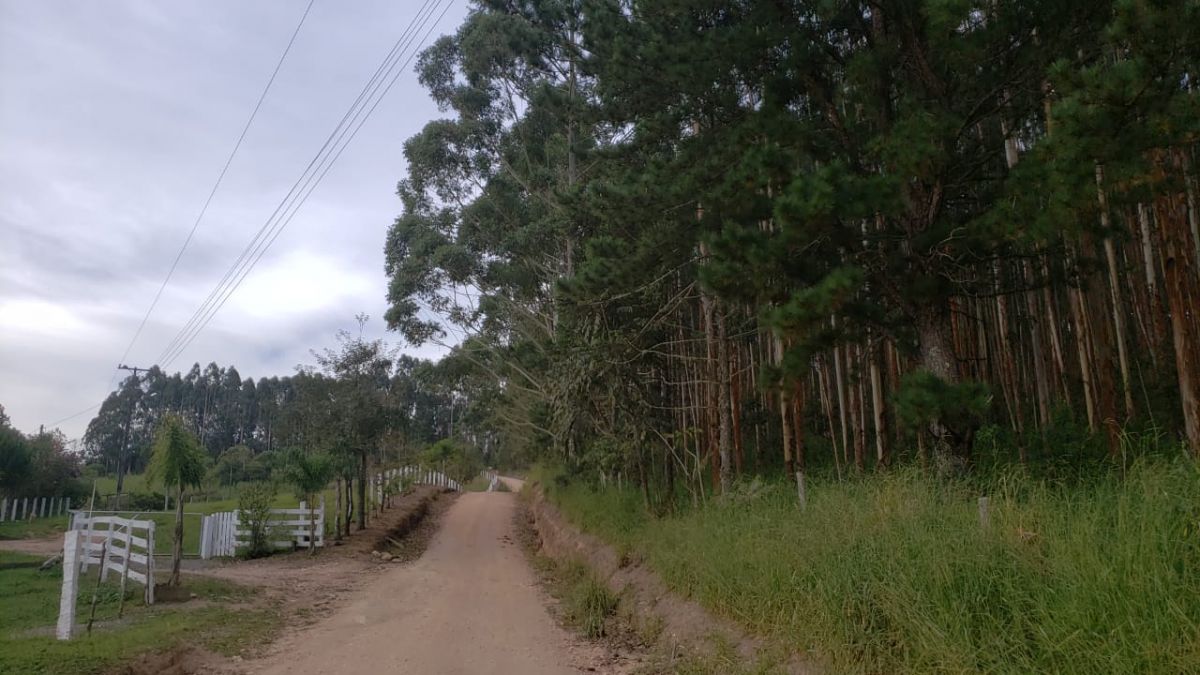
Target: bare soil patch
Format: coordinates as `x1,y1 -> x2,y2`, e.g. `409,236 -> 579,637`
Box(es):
239,489 -> 622,674
0,536 -> 62,557
111,486 -> 452,675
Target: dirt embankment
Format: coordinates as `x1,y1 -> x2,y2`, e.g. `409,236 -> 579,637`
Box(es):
524,483 -> 815,674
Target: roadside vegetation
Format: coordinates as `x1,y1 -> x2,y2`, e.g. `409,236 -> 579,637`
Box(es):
533,452 -> 1200,674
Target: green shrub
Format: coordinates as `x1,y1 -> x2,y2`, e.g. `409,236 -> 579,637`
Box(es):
237,482 -> 275,559
125,491 -> 166,511
561,562 -> 617,638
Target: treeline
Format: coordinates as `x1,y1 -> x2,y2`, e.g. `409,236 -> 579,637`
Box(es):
385,0 -> 1200,501
81,325 -> 492,498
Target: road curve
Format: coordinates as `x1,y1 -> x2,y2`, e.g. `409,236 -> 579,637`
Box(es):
243,485 -> 590,675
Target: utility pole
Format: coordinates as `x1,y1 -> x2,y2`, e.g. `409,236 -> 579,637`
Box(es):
115,364 -> 150,497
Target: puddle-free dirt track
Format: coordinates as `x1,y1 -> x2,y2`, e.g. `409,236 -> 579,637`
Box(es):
241,478 -> 612,674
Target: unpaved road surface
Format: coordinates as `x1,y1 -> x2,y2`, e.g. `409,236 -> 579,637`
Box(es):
243,479 -> 609,674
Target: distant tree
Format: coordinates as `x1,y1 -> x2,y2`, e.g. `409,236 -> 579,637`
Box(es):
0,420 -> 30,495
423,438 -> 482,485
146,414 -> 206,586
25,430 -> 82,498
209,444 -> 269,486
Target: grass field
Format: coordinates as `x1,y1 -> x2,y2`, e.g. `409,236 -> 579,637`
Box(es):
0,551 -> 279,674
533,458 -> 1200,674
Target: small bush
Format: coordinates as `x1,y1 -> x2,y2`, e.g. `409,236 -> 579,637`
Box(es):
237,482 -> 275,559
125,491 -> 166,512
562,562 -> 617,638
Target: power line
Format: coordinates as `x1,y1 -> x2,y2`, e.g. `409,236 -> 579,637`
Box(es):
44,2 -> 316,432
157,0 -> 446,367
157,0 -> 453,368
44,402 -> 104,430
113,0 -> 317,377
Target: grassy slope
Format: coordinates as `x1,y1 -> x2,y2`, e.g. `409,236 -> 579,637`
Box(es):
0,551 -> 279,674
534,459 -> 1200,674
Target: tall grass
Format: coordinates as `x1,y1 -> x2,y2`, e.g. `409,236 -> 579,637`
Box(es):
536,458 -> 1200,673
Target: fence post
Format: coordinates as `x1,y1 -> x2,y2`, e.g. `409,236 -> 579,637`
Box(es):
299,501 -> 307,548
978,496 -> 991,530
57,530 -> 83,640
99,521 -> 112,582
145,522 -> 156,604
82,515 -> 95,573
199,515 -> 210,560
118,523 -> 132,611
0,497 -> 6,522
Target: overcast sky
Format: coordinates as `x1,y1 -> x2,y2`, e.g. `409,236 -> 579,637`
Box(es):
0,1 -> 467,441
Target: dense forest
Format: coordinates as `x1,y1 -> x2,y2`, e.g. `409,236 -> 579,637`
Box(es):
383,0 -> 1199,502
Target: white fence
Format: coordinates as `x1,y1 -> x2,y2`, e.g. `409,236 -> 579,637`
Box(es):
374,465 -> 462,504
59,513 -> 156,640
0,495 -> 71,522
199,499 -> 325,559
485,472 -> 501,491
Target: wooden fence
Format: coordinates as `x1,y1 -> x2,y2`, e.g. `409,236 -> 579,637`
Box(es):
0,495 -> 71,522
199,499 -> 325,559
59,513 -> 156,640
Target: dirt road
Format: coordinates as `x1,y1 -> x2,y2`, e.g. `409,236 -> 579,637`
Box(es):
243,479 -> 607,674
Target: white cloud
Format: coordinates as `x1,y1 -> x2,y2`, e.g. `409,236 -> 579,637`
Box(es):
0,0 -> 465,440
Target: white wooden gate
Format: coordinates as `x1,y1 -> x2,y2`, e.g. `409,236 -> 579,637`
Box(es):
59,514 -> 156,640
199,511 -> 238,558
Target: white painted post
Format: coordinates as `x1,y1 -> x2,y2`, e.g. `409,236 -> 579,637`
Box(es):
0,497 -> 6,522
145,521 -> 156,604
299,501 -> 307,548
82,515 -> 95,573
41,497 -> 48,517
978,496 -> 991,530
57,530 -> 83,640
21,497 -> 28,519
99,521 -> 112,582
118,524 -> 132,599
199,515 -> 210,560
